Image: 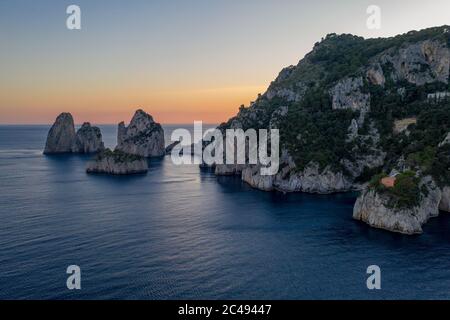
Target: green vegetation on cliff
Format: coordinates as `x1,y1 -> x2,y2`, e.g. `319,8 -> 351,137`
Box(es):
221,26 -> 450,192
370,171 -> 423,209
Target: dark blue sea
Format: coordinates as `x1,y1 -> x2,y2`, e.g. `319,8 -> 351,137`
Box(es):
1,124 -> 450,300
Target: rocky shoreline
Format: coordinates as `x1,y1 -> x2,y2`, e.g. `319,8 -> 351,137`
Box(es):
86,149 -> 148,175
42,26 -> 450,235
44,109 -> 165,175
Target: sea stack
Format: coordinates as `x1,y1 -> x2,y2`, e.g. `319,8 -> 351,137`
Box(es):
116,109 -> 165,157
86,149 -> 148,175
44,113 -> 104,154
44,113 -> 77,154
72,122 -> 105,153
165,140 -> 181,155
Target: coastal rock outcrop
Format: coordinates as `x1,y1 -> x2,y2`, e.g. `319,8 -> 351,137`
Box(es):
44,113 -> 77,154
116,109 -> 165,157
353,176 -> 442,235
237,150 -> 354,194
165,141 -> 181,155
380,40 -> 450,86
86,149 -> 148,175
440,187 -> 450,212
44,113 -> 105,154
275,163 -> 353,194
330,77 -> 370,112
72,122 -> 105,153
215,164 -> 245,176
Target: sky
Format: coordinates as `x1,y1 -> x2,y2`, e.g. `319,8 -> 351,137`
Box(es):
1,0 -> 449,124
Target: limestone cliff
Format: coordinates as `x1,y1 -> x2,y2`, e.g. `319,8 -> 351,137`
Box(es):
72,122 -> 105,153
86,149 -> 148,175
212,26 -> 450,198
440,187 -> 450,212
44,113 -> 105,155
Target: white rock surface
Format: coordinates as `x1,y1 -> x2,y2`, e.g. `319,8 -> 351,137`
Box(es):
44,113 -> 76,154
86,149 -> 148,175
241,165 -> 274,191
440,187 -> 450,212
330,77 -> 370,125
240,160 -> 353,194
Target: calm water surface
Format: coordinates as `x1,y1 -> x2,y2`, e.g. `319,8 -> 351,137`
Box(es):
1,125 -> 450,299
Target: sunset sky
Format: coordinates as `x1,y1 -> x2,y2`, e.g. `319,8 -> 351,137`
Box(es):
1,0 -> 450,124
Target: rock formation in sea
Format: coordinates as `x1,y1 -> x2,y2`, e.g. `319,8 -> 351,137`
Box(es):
44,113 -> 77,154
204,26 -> 450,234
116,109 -> 165,157
440,187 -> 450,212
44,113 -> 104,154
72,122 -> 105,153
210,27 -> 450,198
353,175 -> 442,235
165,141 -> 181,155
86,149 -> 148,175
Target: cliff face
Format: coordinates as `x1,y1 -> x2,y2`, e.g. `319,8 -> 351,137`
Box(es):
353,176 -> 442,235
44,113 -> 77,154
209,27 -> 450,234
72,122 -> 105,153
116,109 -> 165,157
44,114 -> 104,154
86,149 -> 148,175
213,26 -> 450,197
240,152 -> 353,193
379,39 -> 450,85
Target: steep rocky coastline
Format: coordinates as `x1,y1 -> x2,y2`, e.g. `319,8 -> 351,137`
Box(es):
353,176 -> 442,234
44,113 -> 104,154
86,149 -> 148,175
212,27 -> 450,196
72,122 -> 105,153
165,141 -> 181,155
116,109 -> 165,157
440,187 -> 450,212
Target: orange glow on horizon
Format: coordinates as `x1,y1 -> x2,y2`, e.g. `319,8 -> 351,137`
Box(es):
0,85 -> 267,125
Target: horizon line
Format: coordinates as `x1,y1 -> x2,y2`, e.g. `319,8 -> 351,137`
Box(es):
0,122 -> 221,126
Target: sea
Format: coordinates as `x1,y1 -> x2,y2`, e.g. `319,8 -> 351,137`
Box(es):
1,124 -> 450,299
